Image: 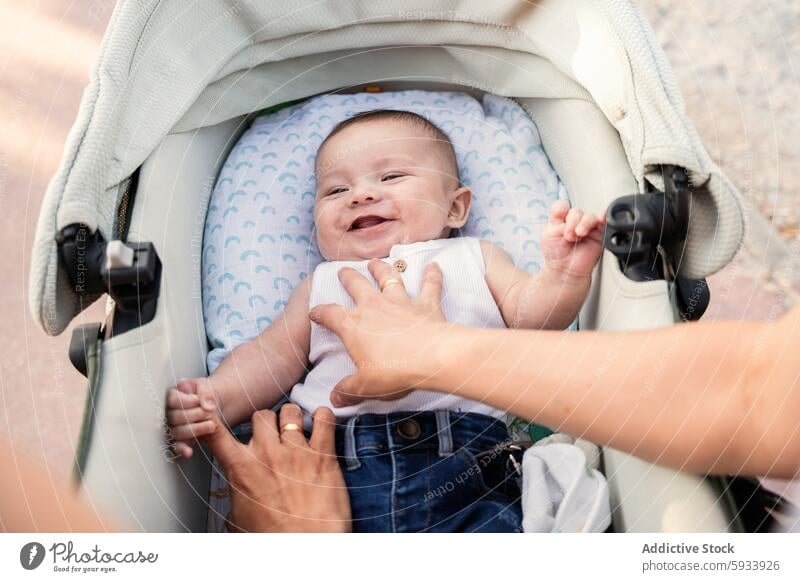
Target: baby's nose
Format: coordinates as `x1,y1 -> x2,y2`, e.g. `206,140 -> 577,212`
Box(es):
349,192 -> 376,206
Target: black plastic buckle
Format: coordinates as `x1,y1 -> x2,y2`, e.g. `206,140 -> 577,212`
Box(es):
56,224 -> 108,296
603,166 -> 709,321
57,224 -> 162,334
99,242 -> 161,314
68,322 -> 103,377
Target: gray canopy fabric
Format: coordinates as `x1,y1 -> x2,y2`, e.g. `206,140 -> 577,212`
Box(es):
30,0 -> 745,335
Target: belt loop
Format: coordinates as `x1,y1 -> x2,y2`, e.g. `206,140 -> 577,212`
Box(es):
343,416 -> 361,470
435,410 -> 453,457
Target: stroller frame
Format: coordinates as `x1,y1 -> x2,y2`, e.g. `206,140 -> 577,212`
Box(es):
30,1 -> 748,532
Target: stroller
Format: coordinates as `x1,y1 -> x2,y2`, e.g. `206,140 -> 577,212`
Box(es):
30,0 -> 748,532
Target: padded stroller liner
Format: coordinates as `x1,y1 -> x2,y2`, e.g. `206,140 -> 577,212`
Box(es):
203,90 -> 567,371
30,0 -> 745,336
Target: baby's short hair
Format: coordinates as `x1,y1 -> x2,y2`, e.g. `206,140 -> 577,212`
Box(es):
316,109 -> 459,181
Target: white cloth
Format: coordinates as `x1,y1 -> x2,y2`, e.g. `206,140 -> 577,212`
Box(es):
292,236 -> 507,419
30,0 -> 745,336
521,442 -> 611,533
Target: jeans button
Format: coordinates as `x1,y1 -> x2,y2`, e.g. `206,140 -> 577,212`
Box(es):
396,419 -> 421,440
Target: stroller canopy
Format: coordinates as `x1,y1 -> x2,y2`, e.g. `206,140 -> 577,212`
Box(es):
31,0 -> 744,335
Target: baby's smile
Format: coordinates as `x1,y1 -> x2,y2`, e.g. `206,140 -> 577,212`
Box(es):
348,214 -> 396,232
312,112 -> 470,262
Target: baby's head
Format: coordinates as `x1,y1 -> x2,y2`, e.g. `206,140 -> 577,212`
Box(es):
313,110 -> 471,261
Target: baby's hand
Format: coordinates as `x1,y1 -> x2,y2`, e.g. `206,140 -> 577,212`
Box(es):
165,378 -> 221,459
540,200 -> 606,282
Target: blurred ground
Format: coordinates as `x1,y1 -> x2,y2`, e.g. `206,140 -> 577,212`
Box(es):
0,0 -> 112,493
0,1 -> 797,501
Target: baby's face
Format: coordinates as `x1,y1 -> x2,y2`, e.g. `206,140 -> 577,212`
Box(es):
313,120 -> 469,261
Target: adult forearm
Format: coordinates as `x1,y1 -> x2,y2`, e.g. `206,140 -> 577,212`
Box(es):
428,319 -> 794,476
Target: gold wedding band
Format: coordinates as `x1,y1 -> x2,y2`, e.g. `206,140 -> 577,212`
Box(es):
281,423 -> 302,433
380,278 -> 403,292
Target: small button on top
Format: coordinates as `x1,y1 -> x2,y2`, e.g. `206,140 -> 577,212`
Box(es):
393,259 -> 407,273
396,419 -> 421,440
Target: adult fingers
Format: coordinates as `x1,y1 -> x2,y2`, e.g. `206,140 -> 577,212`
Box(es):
202,426 -> 242,472
338,267 -> 378,304
417,262 -> 444,312
167,387 -> 200,410
308,407 -> 337,453
250,409 -> 281,453
548,200 -> 570,224
308,303 -> 348,333
367,259 -> 409,303
331,376 -> 411,407
329,375 -> 364,408
278,403 -> 307,447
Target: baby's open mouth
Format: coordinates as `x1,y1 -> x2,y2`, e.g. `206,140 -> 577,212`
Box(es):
349,215 -> 393,231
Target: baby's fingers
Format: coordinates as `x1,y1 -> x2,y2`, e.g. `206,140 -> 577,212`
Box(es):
548,200 -> 570,224
575,214 -> 599,237
195,380 -> 219,412
177,378 -> 199,395
166,387 -> 200,410
563,208 -> 584,242
173,441 -> 194,459
171,420 -> 218,442
167,406 -> 214,426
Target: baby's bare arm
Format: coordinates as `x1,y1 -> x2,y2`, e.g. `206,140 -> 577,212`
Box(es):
481,239 -> 588,330
208,277 -> 312,427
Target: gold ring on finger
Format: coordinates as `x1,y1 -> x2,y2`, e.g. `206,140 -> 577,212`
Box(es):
281,423 -> 303,433
380,278 -> 403,292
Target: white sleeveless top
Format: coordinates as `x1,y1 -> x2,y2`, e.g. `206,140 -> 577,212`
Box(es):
291,236 -> 507,420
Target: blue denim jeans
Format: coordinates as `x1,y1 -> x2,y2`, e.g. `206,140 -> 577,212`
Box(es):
335,411 -> 523,532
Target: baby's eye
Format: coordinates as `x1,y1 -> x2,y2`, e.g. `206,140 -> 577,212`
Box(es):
382,173 -> 404,182
327,186 -> 348,196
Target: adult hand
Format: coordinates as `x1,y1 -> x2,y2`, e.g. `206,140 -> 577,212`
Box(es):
309,259 -> 449,407
202,404 -> 351,532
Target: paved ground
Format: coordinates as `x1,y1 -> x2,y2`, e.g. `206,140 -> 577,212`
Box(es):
0,1 -> 112,494
0,1 -> 797,496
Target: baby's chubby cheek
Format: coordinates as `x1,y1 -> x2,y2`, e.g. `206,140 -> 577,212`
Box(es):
314,226 -> 341,261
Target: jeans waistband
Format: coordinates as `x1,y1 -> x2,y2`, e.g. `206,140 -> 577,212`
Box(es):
335,411 -> 510,471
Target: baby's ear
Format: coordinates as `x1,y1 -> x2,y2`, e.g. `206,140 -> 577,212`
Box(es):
446,186 -> 472,228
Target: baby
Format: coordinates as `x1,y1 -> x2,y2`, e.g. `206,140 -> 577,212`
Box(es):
167,109 -> 606,532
